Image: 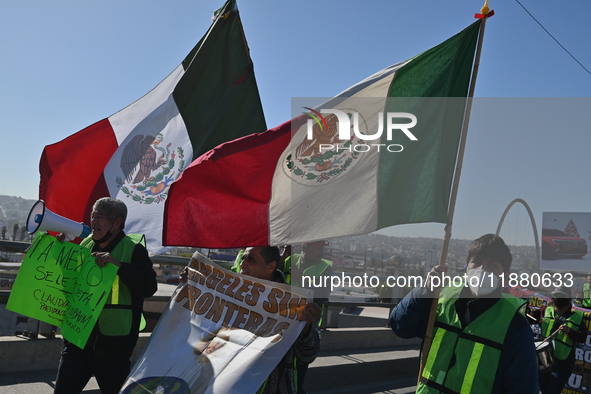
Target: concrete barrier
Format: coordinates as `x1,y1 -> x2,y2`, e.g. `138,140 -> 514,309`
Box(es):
321,327 -> 421,351
0,328 -> 419,374
0,333 -> 151,374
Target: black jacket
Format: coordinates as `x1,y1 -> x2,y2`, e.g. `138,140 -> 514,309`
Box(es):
80,231 -> 157,355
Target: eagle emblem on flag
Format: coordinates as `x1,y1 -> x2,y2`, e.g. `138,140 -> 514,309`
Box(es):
116,133 -> 185,204
284,110 -> 366,185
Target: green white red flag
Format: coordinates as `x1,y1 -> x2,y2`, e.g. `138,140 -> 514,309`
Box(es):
163,20 -> 482,248
39,1 -> 266,254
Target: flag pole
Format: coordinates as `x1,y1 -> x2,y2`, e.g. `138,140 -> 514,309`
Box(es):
417,3 -> 490,384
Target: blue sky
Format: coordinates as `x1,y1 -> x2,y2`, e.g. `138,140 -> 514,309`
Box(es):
1,0 -> 590,246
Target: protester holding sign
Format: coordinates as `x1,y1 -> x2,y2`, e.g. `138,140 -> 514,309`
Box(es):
390,234 -> 539,393
196,246 -> 321,393
54,197 -> 158,394
539,285 -> 588,394
242,246 -> 321,394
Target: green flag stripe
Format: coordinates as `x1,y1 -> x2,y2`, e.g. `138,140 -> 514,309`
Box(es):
376,20 -> 481,228
173,2 -> 267,161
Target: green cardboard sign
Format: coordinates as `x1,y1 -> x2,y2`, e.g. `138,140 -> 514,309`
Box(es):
7,233 -> 118,347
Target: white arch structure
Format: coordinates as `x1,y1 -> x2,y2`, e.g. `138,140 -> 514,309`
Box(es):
495,198 -> 540,264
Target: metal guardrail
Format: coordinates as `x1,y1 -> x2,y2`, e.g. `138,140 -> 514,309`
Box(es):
151,255 -> 192,266
0,290 -> 10,301
1,243 -> 399,333
0,240 -> 31,254
320,301 -> 398,330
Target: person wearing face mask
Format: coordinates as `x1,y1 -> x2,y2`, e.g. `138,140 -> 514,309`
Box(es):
390,234 -> 538,393
538,285 -> 587,394
53,197 -> 158,394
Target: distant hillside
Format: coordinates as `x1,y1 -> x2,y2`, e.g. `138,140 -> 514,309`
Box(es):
0,195 -> 37,240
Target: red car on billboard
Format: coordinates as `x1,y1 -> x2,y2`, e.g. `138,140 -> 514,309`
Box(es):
541,228 -> 587,259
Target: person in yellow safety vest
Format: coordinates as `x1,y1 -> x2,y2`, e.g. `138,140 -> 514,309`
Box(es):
582,276 -> 591,308
390,234 -> 539,393
231,248 -> 246,273
283,241 -> 333,394
539,285 -> 588,394
284,241 -> 333,308
53,198 -> 158,394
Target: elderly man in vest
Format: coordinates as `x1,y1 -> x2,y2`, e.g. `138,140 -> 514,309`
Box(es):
390,234 -> 538,393
54,197 -> 158,394
539,285 -> 587,394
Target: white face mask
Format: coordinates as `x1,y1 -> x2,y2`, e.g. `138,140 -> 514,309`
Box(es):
466,266 -> 500,297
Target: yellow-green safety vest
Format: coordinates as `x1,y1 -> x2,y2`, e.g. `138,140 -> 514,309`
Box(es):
255,355 -> 300,394
417,285 -> 526,394
80,234 -> 145,336
541,306 -> 583,360
284,254 -> 333,287
285,254 -> 333,327
583,284 -> 591,308
231,249 -> 244,273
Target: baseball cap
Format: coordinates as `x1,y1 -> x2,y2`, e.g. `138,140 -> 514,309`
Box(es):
552,285 -> 572,298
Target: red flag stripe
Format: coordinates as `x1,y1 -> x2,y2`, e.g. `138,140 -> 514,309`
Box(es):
39,118 -> 115,223
163,117 -> 305,248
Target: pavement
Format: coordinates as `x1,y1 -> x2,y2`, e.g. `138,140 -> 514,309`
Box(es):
0,369 -> 98,393
0,370 -> 415,394
0,284 -> 414,393
311,377 -> 417,394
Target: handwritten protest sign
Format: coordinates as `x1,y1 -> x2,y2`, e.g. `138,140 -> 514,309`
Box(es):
8,233 -> 85,322
7,233 -> 118,347
121,252 -> 313,394
61,251 -> 118,348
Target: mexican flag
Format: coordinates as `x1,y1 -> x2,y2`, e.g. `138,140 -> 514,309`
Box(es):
39,1 -> 266,254
163,20 -> 482,248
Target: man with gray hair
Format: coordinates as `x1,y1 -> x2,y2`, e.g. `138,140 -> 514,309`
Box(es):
54,197 -> 158,394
